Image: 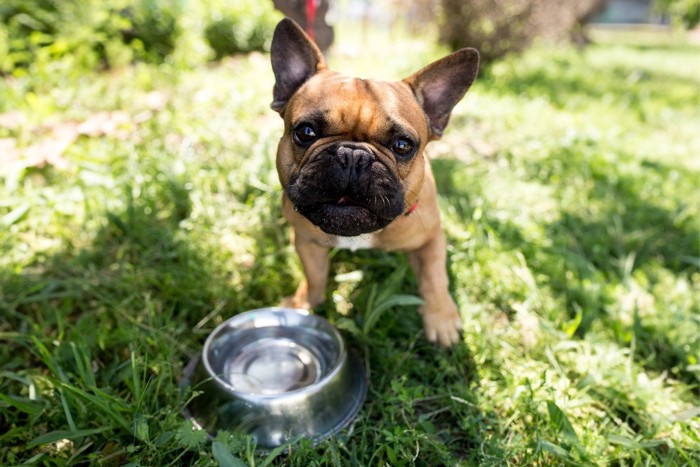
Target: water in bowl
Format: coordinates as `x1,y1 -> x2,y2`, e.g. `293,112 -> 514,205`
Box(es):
207,325 -> 339,396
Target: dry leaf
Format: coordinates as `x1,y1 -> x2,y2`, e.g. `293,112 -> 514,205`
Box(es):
77,111 -> 130,137
0,111 -> 27,130
1,108 -> 147,173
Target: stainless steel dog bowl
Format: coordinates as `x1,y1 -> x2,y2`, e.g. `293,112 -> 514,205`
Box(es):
182,308 -> 367,448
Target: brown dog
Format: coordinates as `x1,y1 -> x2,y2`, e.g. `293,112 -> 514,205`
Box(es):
270,18 -> 479,346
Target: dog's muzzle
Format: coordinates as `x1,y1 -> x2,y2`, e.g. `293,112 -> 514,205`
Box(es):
286,142 -> 404,236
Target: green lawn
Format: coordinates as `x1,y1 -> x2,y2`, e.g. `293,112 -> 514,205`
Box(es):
1,23 -> 699,465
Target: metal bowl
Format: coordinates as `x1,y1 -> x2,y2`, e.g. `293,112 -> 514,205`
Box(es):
182,308 -> 367,448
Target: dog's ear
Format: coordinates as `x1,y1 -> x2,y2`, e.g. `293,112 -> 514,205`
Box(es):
270,18 -> 326,114
404,48 -> 480,138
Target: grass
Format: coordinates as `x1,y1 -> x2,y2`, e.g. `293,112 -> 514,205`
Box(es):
1,21 -> 699,466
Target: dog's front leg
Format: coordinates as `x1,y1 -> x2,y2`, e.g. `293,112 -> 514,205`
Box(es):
281,230 -> 330,309
407,231 -> 462,347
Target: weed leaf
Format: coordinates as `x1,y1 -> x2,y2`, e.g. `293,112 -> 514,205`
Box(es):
335,317 -> 361,336
212,441 -> 247,467
153,431 -> 174,446
547,400 -> 579,444
539,439 -> 570,459
175,419 -> 207,449
132,413 -> 149,442
607,434 -> 665,449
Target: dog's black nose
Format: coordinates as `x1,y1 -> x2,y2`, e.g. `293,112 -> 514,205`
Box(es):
336,144 -> 373,174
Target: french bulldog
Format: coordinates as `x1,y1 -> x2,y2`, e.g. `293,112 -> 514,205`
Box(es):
270,18 -> 479,346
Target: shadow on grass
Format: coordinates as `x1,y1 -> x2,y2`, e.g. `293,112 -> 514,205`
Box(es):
431,156 -> 699,386
312,248 -> 507,464
363,337 -> 502,464
537,158 -> 699,383
0,177 -> 238,463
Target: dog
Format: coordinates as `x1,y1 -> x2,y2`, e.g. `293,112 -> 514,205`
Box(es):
270,18 -> 479,346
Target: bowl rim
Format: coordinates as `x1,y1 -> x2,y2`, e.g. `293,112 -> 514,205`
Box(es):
201,307 -> 347,400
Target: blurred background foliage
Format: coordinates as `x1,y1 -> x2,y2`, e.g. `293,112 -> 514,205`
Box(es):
1,0 -> 697,74
0,0 -> 282,74
438,0 -> 698,65
439,0 -> 610,65
655,0 -> 700,27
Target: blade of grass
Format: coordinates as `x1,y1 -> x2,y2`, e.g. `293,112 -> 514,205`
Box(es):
28,427 -> 113,448
59,390 -> 78,433
30,336 -> 67,383
362,294 -> 424,335
58,382 -> 131,430
0,394 -> 44,416
70,342 -> 96,388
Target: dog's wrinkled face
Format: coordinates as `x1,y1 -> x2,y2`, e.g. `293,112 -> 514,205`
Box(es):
271,18 -> 479,238
278,72 -> 429,236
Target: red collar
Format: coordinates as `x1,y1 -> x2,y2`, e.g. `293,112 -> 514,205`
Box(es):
405,201 -> 418,216
305,0 -> 317,40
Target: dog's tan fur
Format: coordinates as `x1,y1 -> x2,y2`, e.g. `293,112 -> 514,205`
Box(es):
271,19 -> 479,346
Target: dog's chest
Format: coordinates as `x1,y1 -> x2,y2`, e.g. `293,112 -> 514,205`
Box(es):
334,235 -> 375,251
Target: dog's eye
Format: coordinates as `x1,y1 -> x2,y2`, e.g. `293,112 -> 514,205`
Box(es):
391,138 -> 414,158
293,124 -> 318,146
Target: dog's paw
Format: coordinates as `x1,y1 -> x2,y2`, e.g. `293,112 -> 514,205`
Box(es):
280,295 -> 311,310
420,301 -> 462,347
